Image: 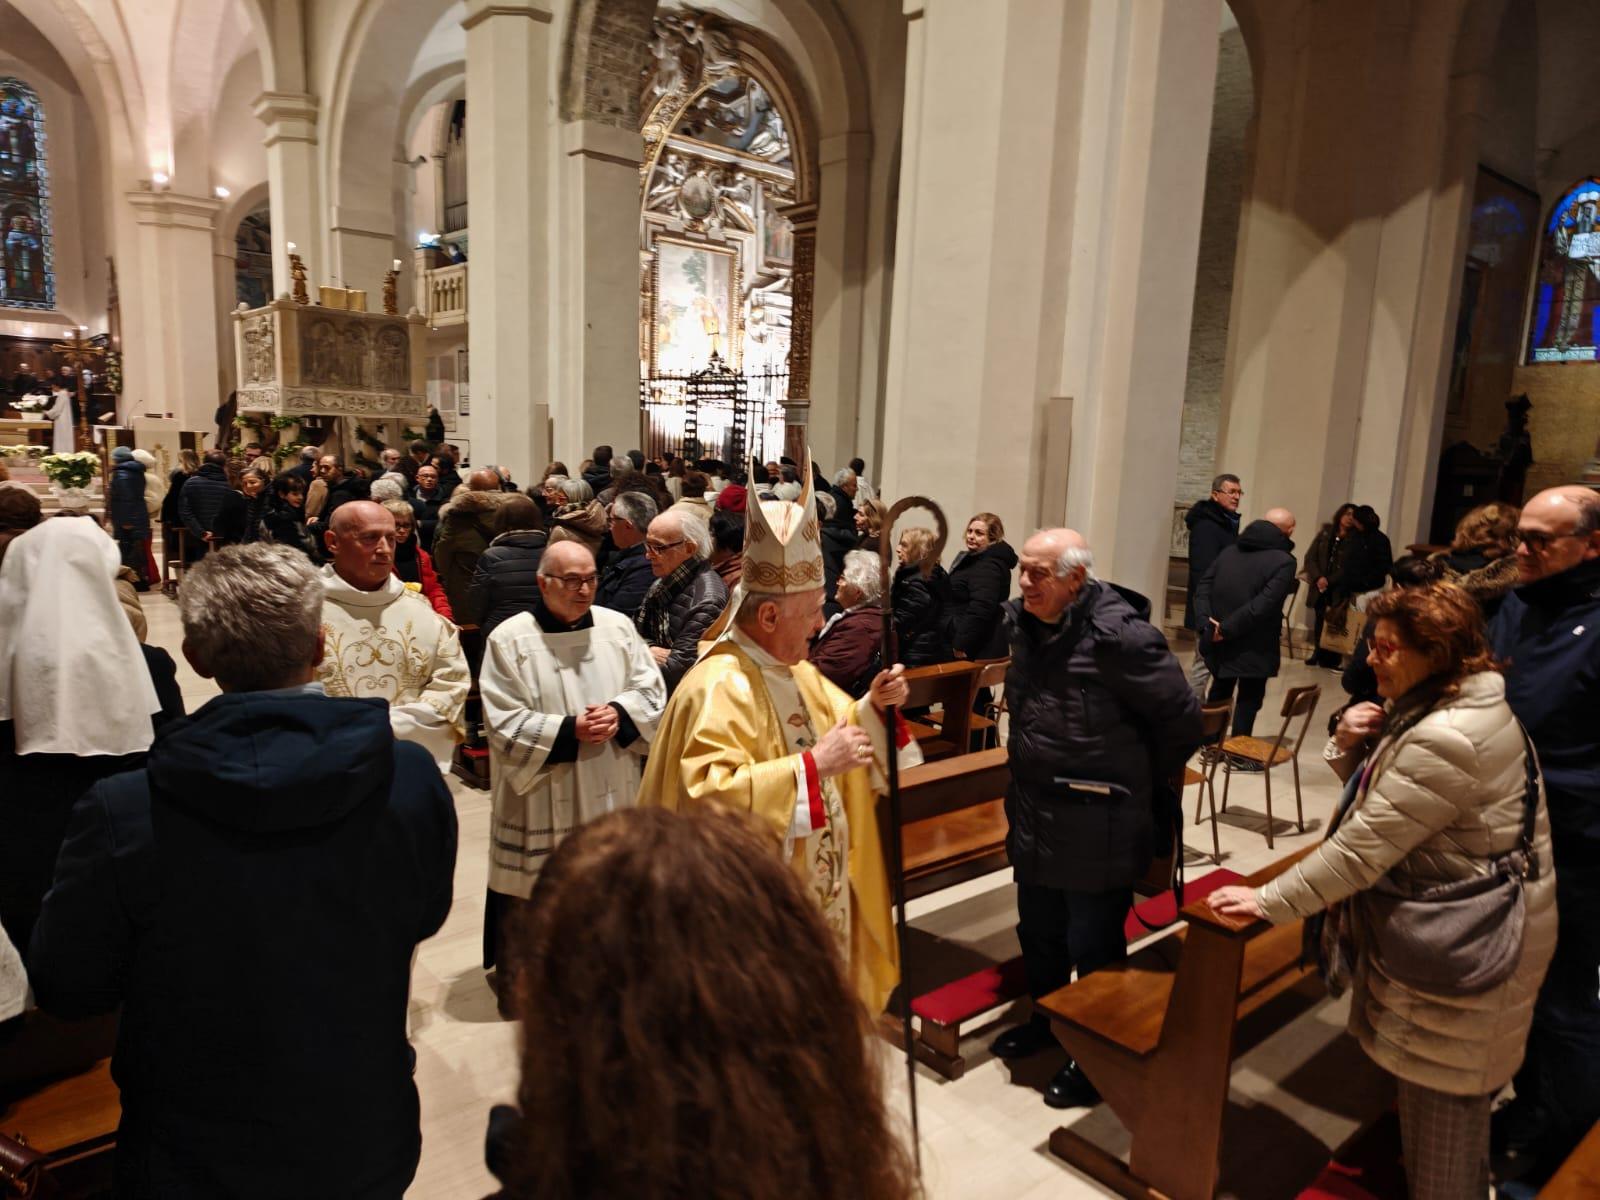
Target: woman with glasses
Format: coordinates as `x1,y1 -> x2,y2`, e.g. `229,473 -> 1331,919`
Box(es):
1210,584 -> 1556,1200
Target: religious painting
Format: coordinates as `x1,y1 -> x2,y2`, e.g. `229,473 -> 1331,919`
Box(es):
0,79 -> 55,311
652,237 -> 737,374
1528,175 -> 1600,362
234,209 -> 273,310
761,194 -> 794,268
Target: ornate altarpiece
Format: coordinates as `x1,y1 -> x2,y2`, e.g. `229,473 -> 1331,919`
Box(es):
639,9 -> 816,461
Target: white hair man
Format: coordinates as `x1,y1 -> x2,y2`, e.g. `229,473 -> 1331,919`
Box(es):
638,455 -> 920,1014
477,539 -> 666,1012
27,543 -> 456,1196
318,500 -> 469,768
808,548 -> 884,695
634,507 -> 727,693
597,490 -> 658,618
987,527 -> 1202,1109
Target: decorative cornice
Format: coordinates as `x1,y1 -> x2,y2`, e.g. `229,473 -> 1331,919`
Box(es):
252,91 -> 319,147
461,3 -> 553,32
126,191 -> 223,232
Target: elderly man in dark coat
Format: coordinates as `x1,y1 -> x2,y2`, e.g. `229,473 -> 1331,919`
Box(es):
178,449 -> 246,556
1489,486 -> 1600,1188
1194,508 -> 1297,739
987,528 -> 1202,1109
1183,473 -> 1243,694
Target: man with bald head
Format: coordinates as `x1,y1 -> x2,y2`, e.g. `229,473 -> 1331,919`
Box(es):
989,528 -> 1201,1108
1193,505 -> 1297,740
1488,485 -> 1600,1181
431,466 -> 520,614
318,500 -> 469,767
477,539 -> 666,1008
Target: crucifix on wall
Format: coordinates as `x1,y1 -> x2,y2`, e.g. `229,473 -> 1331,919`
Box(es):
50,328 -> 104,451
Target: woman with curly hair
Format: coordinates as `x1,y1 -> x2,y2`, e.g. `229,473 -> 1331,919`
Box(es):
488,807 -> 919,1200
854,496 -> 886,552
1432,501 -> 1520,619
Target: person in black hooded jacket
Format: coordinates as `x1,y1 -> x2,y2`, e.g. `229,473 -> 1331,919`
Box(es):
891,526 -> 952,667
945,512 -> 1017,660
1194,509 -> 1297,737
464,495 -> 548,637
27,544 -> 456,1200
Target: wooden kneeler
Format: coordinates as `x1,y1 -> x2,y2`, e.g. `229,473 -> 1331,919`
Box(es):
1037,847 -> 1317,1200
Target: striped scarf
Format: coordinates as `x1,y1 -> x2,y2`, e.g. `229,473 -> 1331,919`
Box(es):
637,558 -> 701,646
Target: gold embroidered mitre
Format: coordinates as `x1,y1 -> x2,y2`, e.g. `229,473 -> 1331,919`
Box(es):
742,449 -> 825,595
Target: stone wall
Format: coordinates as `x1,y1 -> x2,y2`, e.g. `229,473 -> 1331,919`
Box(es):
1508,363 -> 1600,494
560,0 -> 656,128
1174,26 -> 1251,514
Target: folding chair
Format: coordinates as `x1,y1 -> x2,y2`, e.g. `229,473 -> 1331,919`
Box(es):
1280,577 -> 1301,658
1218,684 -> 1321,849
1186,700 -> 1234,864
966,657 -> 1010,751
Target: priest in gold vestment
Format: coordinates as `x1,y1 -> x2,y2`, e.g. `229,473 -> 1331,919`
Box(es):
638,459 -> 920,1014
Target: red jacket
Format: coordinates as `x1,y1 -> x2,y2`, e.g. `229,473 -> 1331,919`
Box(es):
393,546 -> 454,622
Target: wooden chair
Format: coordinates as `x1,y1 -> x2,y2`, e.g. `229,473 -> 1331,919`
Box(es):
965,657 -> 1009,751
1037,847 -> 1319,1200
1280,577 -> 1301,657
1185,701 -> 1233,864
898,661 -> 981,761
449,623 -> 490,790
1218,684 -> 1321,849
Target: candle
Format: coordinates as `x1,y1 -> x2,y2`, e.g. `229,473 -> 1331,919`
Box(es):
392,259 -> 401,271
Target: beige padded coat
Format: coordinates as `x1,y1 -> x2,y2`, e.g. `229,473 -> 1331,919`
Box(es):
1256,671 -> 1557,1096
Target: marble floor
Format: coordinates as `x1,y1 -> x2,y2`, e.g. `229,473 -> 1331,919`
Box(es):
143,590 -> 1376,1199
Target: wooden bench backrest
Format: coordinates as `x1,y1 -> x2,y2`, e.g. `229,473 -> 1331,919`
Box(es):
895,746 -> 1009,825
902,660 -> 980,750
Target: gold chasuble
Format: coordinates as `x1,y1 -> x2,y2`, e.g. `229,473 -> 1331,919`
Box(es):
637,637 -> 907,1014
636,449 -> 917,1014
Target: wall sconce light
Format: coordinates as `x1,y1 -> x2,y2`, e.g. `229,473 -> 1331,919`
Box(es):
214,185 -> 230,199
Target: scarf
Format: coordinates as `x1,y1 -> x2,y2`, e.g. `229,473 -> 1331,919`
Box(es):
394,533 -> 421,584
637,558 -> 701,646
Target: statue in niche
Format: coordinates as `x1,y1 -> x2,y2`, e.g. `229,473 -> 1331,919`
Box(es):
376,327 -> 408,392
646,153 -> 688,214
308,322 -> 340,385
243,318 -> 275,384
342,327 -> 369,390
679,13 -> 739,81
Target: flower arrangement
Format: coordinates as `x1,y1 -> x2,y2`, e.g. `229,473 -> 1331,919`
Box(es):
41,451 -> 101,491
0,443 -> 46,460
105,349 -> 122,394
11,394 -> 49,414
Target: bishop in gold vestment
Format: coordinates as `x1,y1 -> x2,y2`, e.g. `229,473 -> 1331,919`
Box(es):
638,459 -> 919,1014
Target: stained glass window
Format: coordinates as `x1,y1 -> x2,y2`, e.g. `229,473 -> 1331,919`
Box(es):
1527,176 -> 1600,363
0,78 -> 54,311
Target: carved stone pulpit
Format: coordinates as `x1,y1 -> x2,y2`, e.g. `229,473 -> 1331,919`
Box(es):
232,299 -> 428,424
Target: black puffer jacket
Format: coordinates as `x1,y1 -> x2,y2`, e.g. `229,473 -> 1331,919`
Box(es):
178,462 -> 246,552
638,559 -> 728,693
262,495 -> 316,560
892,563 -> 952,667
464,530 -> 548,637
945,541 -> 1017,659
1184,499 -> 1239,629
1194,519 -> 1296,680
108,459 -> 150,535
1003,584 -> 1202,891
595,542 -> 653,620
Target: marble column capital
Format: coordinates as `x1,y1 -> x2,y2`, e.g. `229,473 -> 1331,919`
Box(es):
126,191 -> 223,233
462,1 -> 553,31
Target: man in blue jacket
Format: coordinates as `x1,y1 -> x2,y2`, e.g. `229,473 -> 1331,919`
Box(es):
28,543 -> 457,1199
107,444 -> 150,588
1488,485 -> 1600,1190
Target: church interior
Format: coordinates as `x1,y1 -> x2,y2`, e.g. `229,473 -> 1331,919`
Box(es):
3,0 -> 1600,1197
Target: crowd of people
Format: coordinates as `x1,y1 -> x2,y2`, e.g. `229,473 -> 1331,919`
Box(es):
0,432 -> 1596,1200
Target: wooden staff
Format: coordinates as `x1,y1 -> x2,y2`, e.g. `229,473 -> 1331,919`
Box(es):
877,495 -> 947,1175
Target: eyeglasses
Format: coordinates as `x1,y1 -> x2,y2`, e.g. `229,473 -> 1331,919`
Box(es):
545,573 -> 598,592
1215,487 -> 1243,498
1365,636 -> 1404,660
1515,529 -> 1580,553
645,538 -> 685,556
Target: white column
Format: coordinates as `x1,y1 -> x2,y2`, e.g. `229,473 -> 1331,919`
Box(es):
882,0 -> 1220,608
252,91 -> 321,297
213,231 -> 238,398
557,119 -> 643,463
465,0 -> 553,484
805,131 -> 872,470
125,192 -> 224,430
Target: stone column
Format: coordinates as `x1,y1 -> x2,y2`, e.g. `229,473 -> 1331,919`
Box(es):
782,200 -> 818,463
213,230 -> 239,398
125,191 -> 224,430
882,0 -> 1221,608
557,119 -> 643,462
252,91 -> 321,298
464,0 -> 553,484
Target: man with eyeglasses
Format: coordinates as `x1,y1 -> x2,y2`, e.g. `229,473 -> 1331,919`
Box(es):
1488,484 -> 1600,1188
1183,473 -> 1244,696
635,509 -> 728,694
317,501 -> 469,769
478,540 -> 666,1012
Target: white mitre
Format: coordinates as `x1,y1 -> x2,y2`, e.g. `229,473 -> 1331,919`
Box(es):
742,449 -> 825,595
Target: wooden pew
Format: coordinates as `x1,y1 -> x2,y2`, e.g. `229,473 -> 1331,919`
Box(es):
1540,1120 -> 1600,1197
1037,846 -> 1317,1200
897,746 -> 1011,900
900,661 -> 981,761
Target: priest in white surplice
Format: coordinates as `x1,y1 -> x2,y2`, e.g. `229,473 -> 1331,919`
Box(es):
478,540 -> 666,989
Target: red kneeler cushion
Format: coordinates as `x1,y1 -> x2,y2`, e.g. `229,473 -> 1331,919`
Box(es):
911,868 -> 1244,1027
